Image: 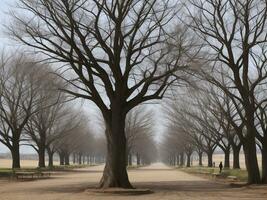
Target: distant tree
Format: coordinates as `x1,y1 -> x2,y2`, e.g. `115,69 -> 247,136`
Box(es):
0,53 -> 40,168
125,106 -> 154,166
24,68 -> 67,168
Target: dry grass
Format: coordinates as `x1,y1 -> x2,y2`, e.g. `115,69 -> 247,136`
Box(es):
192,153 -> 262,169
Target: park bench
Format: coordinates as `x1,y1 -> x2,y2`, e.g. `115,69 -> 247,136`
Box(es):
14,172 -> 36,179
14,171 -> 51,180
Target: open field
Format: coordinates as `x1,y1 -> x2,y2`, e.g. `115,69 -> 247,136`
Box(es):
0,163 -> 266,200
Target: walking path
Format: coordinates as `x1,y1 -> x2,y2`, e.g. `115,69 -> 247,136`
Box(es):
0,163 -> 266,200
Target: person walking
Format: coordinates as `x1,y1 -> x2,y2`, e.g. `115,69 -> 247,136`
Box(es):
219,162 -> 223,173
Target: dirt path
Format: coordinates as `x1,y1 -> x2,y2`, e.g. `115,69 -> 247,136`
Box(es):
0,163 -> 266,200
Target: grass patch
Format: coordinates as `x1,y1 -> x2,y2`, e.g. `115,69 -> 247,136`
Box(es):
180,166 -> 248,182
48,164 -> 97,171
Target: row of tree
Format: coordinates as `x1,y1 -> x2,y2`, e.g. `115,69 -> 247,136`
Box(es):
162,0 -> 267,185
161,85 -> 241,169
0,53 -> 156,169
0,53 -> 107,168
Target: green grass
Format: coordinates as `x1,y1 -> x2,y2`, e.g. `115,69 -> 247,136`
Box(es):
180,166 -> 248,182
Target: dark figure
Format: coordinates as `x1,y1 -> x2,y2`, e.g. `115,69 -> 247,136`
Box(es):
213,162 -> 215,168
219,162 -> 223,173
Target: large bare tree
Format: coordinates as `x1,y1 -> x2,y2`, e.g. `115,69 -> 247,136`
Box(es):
9,0 -> 195,188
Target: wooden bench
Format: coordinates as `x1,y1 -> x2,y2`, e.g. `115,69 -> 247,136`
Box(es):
15,172 -> 36,179
15,171 -> 51,180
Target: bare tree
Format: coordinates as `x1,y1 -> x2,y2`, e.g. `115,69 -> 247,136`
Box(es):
185,0 -> 267,184
24,68 -> 67,168
125,106 -> 154,166
0,53 -> 40,168
8,0 -> 196,188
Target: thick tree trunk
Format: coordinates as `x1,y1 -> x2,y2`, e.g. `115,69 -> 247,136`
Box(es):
243,137 -> 261,184
11,139 -> 20,169
65,153 -> 70,165
59,152 -> 65,165
232,145 -> 241,169
99,109 -> 132,189
261,140 -> 267,184
207,151 -> 213,167
198,152 -> 203,166
224,148 -> 230,168
38,147 -> 46,168
11,145 -> 20,169
47,148 -> 54,168
186,153 -> 191,167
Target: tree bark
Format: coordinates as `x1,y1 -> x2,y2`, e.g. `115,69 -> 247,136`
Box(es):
38,147 -> 46,168
99,108 -> 132,189
232,144 -> 241,169
186,153 -> 191,167
207,151 -> 213,167
11,145 -> 20,169
11,139 -> 20,169
198,152 -> 203,166
243,137 -> 261,184
47,148 -> 54,168
224,148 -> 230,168
261,140 -> 267,184
65,153 -> 70,165
59,152 -> 65,165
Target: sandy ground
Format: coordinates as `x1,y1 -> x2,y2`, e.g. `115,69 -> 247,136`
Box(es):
0,163 -> 266,200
